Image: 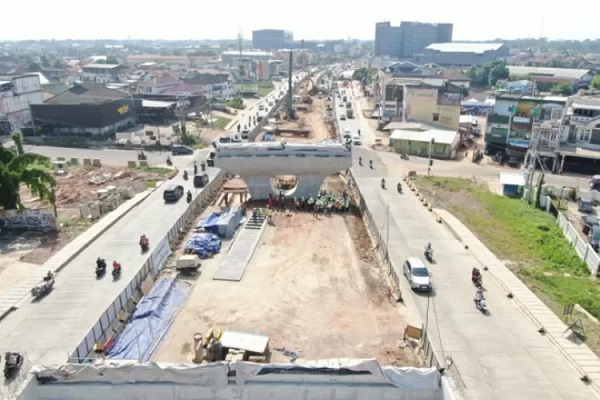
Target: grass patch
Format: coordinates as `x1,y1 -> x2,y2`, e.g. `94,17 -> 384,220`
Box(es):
212,117 -> 231,130
134,166 -> 172,175
237,81 -> 275,97
415,176 -> 600,326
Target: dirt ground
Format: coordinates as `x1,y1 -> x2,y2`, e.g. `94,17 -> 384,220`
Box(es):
154,177 -> 422,367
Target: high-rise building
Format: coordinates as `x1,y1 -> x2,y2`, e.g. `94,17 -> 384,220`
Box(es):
374,22 -> 402,58
252,29 -> 294,51
373,21 -> 453,59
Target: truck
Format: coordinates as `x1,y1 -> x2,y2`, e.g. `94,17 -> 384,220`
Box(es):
346,108 -> 354,119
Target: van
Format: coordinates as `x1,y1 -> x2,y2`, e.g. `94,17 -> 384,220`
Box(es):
193,173 -> 210,188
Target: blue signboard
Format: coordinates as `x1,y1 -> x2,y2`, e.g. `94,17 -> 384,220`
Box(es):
508,138 -> 530,149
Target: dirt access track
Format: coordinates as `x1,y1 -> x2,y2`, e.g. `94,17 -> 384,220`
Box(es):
154,177 -> 421,366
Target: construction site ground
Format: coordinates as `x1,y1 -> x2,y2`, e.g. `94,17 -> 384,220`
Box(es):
153,175 -> 422,367
0,165 -> 171,298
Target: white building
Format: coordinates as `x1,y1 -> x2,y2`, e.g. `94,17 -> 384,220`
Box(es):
0,75 -> 43,133
81,63 -> 127,83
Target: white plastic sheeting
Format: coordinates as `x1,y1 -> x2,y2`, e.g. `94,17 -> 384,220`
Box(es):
32,359 -> 440,391
32,361 -> 229,388
233,359 -> 441,390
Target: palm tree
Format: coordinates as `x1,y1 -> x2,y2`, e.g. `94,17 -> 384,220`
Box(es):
0,133 -> 56,210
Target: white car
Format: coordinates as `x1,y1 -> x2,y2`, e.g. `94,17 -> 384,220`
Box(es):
343,129 -> 351,139
352,135 -> 361,145
340,114 -> 347,120
403,257 -> 432,292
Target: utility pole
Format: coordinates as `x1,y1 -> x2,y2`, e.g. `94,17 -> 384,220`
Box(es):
428,138 -> 435,176
237,28 -> 244,80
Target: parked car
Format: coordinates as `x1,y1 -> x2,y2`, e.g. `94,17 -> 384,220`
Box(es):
581,215 -> 599,236
172,145 -> 194,155
590,225 -> 600,251
340,114 -> 347,121
193,173 -> 210,188
578,199 -> 594,213
163,184 -> 184,202
403,257 -> 432,292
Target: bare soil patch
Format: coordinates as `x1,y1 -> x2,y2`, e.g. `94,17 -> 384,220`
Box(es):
155,177 -> 421,367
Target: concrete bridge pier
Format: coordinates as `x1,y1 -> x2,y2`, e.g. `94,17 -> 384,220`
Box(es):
242,175 -> 327,200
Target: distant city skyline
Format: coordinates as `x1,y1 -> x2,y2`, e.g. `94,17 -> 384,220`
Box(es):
2,0 -> 599,42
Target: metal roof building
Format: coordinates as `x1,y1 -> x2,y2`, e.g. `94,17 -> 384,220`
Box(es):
417,42 -> 509,67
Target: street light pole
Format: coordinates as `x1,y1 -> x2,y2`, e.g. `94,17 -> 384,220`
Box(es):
428,138 -> 435,176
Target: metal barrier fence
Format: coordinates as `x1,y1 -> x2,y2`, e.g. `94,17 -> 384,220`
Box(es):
69,170 -> 226,362
556,209 -> 600,274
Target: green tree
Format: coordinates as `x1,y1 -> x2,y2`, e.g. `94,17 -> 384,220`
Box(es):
550,83 -> 574,96
590,76 -> 600,89
466,61 -> 509,87
0,134 -> 56,209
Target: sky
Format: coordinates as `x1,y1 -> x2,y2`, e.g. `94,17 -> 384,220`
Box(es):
1,0 -> 599,42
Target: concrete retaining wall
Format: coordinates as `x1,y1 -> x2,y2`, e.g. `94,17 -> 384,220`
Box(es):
68,171 -> 226,362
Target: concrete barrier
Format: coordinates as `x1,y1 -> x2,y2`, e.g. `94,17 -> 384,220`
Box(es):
69,170 -> 226,362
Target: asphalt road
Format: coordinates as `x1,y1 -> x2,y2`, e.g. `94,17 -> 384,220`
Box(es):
25,145 -> 211,169
336,92 -> 598,398
226,72 -> 306,132
0,150 -> 218,367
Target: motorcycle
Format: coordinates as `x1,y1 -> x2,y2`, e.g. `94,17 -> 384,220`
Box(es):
424,248 -> 433,263
183,170 -> 189,180
397,183 -> 403,194
381,179 -> 386,189
137,152 -> 147,161
358,157 -> 363,166
95,264 -> 106,278
472,274 -> 483,288
369,160 -> 373,169
187,191 -> 192,204
31,276 -> 55,299
140,238 -> 149,253
112,267 -> 122,280
166,157 -> 173,166
475,298 -> 488,314
4,352 -> 23,380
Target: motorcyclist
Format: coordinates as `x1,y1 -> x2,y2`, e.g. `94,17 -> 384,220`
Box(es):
138,151 -> 145,159
183,170 -> 189,180
187,190 -> 192,202
472,267 -> 481,283
424,243 -> 433,259
369,160 -> 373,169
139,235 -> 149,248
112,261 -> 121,271
166,156 -> 172,166
43,271 -> 53,281
397,182 -> 403,193
358,129 -> 361,136
381,178 -> 386,189
358,157 -> 363,166
193,161 -> 198,175
96,257 -> 106,271
474,288 -> 485,308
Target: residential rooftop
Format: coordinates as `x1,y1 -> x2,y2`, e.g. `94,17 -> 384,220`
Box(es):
507,66 -> 593,80
425,42 -> 505,54
82,63 -> 124,70
44,83 -> 128,105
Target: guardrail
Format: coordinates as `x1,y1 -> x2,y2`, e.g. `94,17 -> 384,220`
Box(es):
69,170 -> 226,362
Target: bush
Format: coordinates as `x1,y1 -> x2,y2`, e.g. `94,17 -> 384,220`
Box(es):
226,96 -> 244,110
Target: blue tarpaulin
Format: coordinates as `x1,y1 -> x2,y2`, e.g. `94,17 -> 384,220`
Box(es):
195,208 -> 242,238
105,278 -> 188,361
196,212 -> 221,236
184,232 -> 222,257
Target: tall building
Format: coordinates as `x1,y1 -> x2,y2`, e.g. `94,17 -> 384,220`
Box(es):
374,21 -> 453,59
374,22 -> 402,58
252,29 -> 294,51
